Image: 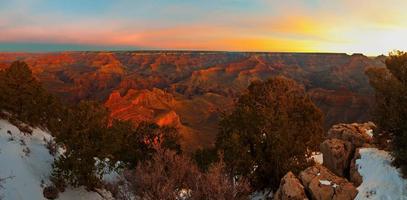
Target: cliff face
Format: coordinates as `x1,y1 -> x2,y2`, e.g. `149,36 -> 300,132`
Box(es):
0,52 -> 385,149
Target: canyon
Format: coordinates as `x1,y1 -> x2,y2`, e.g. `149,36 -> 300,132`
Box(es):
0,52 -> 385,150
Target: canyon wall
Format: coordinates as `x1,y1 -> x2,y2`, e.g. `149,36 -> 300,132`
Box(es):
0,52 -> 385,149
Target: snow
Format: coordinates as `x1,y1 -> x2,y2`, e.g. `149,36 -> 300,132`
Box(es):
250,189 -> 273,200
355,148 -> 407,200
176,188 -> 192,200
311,152 -> 323,164
319,180 -> 331,186
366,129 -> 374,137
0,119 -> 111,200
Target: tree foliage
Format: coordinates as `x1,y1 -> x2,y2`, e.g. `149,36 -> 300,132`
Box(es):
0,61 -> 60,126
366,51 -> 407,177
51,101 -> 182,190
51,101 -> 111,189
216,76 -> 324,189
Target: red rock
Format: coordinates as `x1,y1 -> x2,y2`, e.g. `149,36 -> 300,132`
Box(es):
274,172 -> 308,200
320,139 -> 353,177
0,52 -> 385,151
299,165 -> 358,200
327,122 -> 375,149
349,148 -> 363,187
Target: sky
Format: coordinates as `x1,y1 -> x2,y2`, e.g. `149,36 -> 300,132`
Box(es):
0,0 -> 406,55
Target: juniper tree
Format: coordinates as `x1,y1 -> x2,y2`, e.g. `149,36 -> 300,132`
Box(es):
216,76 -> 324,189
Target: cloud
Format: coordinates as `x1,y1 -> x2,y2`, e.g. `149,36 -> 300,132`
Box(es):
0,0 -> 406,54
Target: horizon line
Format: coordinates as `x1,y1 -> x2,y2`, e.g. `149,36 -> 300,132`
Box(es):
0,50 -> 384,57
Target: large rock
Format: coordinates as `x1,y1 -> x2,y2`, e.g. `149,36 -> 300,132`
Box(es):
349,148 -> 363,186
327,122 -> 376,149
274,172 -> 308,200
320,139 -> 352,177
299,165 -> 358,200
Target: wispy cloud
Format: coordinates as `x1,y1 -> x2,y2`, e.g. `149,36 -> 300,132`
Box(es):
0,0 -> 406,55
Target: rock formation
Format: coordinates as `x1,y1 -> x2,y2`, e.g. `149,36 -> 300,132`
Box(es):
320,139 -> 353,177
299,165 -> 358,200
274,172 -> 308,200
327,122 -> 375,149
349,148 -> 363,186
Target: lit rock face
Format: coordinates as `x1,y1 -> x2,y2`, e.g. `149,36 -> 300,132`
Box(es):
274,172 -> 308,200
327,122 -> 375,150
299,165 -> 358,200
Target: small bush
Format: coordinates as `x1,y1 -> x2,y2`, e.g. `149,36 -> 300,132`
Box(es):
193,148 -> 218,172
43,186 -> 59,200
115,146 -> 251,200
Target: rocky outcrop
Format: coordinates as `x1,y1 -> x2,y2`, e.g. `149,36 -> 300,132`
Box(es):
299,165 -> 358,200
274,172 -> 308,200
156,111 -> 181,127
349,148 -> 363,186
320,139 -> 352,177
327,122 -> 375,149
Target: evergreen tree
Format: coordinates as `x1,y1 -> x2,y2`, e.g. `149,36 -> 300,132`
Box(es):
0,61 -> 60,126
366,51 -> 407,177
51,101 -> 182,190
216,76 -> 324,189
51,101 -> 110,189
108,121 -> 181,169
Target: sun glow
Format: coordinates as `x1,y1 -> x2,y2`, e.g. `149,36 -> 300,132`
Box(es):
0,0 -> 406,55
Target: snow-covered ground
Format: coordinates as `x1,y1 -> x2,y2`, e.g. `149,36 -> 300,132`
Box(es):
3,117 -> 407,200
355,148 -> 407,200
0,119 -> 111,200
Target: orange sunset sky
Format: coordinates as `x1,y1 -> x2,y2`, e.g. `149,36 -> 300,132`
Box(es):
0,0 -> 406,55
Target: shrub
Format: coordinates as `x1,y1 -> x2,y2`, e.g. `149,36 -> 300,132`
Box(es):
193,148 -> 218,172
107,120 -> 182,169
43,186 -> 59,200
51,101 -> 111,190
115,146 -> 250,200
366,51 -> 407,177
216,76 -> 324,189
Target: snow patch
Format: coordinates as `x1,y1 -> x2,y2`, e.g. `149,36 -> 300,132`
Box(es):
366,129 -> 374,137
250,189 -> 273,200
319,180 -> 331,186
0,119 -> 111,200
355,148 -> 407,200
311,152 -> 323,164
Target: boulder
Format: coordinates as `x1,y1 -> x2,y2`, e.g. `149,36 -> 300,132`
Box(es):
320,139 -> 352,177
327,122 -> 375,149
274,172 -> 308,200
299,165 -> 358,200
349,148 -> 363,186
